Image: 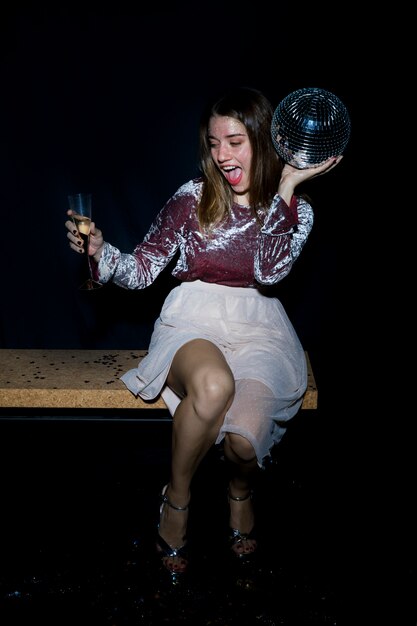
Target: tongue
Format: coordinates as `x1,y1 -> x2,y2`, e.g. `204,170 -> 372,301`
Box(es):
225,168 -> 243,186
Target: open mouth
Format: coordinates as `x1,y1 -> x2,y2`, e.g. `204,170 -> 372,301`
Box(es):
222,166 -> 243,186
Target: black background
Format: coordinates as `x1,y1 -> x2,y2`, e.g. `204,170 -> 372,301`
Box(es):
3,9 -> 409,623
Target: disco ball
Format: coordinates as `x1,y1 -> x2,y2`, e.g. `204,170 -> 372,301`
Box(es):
271,87 -> 351,169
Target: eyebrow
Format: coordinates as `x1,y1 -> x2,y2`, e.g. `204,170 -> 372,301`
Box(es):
208,132 -> 247,140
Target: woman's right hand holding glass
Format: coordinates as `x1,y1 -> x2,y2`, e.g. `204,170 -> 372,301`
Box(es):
66,209 -> 105,261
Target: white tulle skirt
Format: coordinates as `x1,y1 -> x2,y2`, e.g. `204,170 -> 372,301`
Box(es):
121,280 -> 307,467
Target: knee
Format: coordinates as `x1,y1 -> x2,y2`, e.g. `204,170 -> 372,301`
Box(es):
224,433 -> 256,463
192,371 -> 235,422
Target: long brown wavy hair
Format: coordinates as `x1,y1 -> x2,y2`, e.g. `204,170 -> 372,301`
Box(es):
198,86 -> 283,231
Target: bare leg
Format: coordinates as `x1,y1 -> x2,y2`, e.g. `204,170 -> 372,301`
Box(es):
223,433 -> 259,556
158,339 -> 235,571
221,378 -> 277,556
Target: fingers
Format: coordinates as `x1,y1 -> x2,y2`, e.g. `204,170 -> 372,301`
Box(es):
65,219 -> 81,241
65,218 -> 77,232
89,225 -> 104,248
312,155 -> 343,175
296,155 -> 343,181
67,230 -> 84,253
66,220 -> 84,253
69,242 -> 84,253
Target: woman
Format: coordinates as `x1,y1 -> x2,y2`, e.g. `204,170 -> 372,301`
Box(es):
65,86 -> 342,579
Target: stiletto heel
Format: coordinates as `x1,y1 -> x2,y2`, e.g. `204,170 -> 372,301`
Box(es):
156,484 -> 189,580
228,489 -> 257,561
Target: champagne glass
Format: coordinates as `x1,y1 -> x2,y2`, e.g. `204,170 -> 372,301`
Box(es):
68,192 -> 102,291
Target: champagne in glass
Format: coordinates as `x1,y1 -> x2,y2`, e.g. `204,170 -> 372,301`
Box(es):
68,192 -> 102,290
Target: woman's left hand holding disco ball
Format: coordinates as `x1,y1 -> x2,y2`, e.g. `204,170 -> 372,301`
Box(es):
278,155 -> 343,205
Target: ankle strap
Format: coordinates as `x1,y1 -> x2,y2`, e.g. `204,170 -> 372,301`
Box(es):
228,488 -> 252,502
160,490 -> 188,511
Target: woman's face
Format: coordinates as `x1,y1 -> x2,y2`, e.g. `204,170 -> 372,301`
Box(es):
208,114 -> 253,202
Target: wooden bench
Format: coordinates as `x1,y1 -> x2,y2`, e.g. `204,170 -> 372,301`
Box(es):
0,349 -> 318,420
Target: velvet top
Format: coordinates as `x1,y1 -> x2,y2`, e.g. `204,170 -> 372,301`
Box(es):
96,178 -> 314,289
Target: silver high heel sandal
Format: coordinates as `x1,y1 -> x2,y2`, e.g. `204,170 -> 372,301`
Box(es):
228,489 -> 258,560
156,484 -> 189,578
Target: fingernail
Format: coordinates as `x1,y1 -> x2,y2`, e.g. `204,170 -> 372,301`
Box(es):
73,229 -> 78,235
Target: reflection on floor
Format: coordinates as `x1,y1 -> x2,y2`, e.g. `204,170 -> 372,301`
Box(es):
0,416 -> 339,625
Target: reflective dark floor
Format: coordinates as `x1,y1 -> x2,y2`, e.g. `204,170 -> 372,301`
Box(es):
0,415 -> 340,625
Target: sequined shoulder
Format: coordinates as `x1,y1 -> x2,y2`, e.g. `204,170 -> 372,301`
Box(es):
172,178 -> 203,202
